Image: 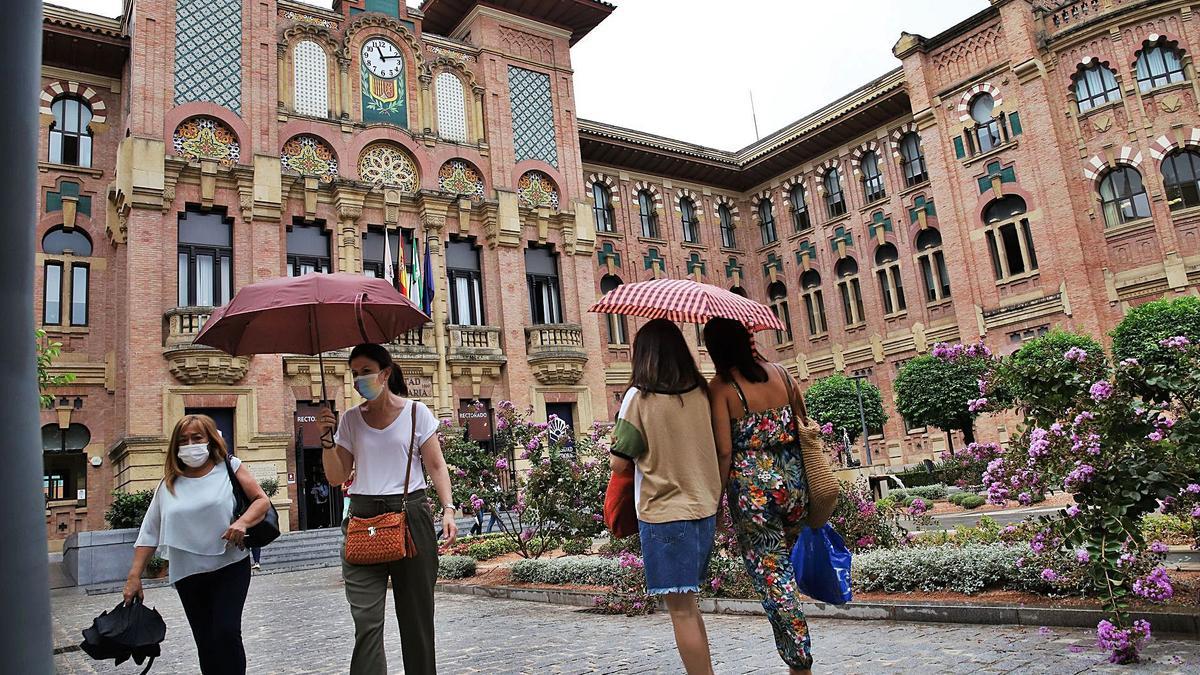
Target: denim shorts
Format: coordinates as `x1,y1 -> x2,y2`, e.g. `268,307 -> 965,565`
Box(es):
638,515 -> 716,595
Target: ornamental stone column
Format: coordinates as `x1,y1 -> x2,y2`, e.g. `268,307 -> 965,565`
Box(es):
335,201 -> 363,274
420,206 -> 453,417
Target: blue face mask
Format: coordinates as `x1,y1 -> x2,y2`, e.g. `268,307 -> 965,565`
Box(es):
354,372 -> 386,401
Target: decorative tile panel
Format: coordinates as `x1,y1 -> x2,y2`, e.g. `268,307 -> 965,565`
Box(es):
293,40 -> 329,117
358,142 -> 419,191
173,116 -> 240,166
281,135 -> 338,182
435,71 -> 468,143
438,159 -> 484,198
174,0 -> 242,114
46,181 -> 92,217
517,170 -> 558,209
508,66 -> 558,167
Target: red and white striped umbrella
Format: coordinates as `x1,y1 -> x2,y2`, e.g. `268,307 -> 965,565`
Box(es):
588,278 -> 784,331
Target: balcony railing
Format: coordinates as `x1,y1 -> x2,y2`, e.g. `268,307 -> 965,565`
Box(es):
525,324 -> 586,385
449,324 -> 502,350
164,306 -> 213,348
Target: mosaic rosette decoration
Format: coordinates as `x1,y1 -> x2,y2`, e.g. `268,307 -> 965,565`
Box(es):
172,116 -> 240,167
281,135 -> 338,182
438,159 -> 485,198
517,170 -> 558,209
357,142 -> 419,191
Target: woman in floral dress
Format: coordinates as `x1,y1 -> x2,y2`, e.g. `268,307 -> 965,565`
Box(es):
703,318 -> 813,674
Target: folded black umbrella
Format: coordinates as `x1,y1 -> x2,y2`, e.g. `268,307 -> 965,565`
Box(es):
80,598 -> 166,674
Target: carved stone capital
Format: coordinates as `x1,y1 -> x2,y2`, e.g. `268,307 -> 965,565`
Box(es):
337,204 -> 363,221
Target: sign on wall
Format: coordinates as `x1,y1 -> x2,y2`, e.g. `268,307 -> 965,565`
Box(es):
406,374 -> 433,400
457,400 -> 493,442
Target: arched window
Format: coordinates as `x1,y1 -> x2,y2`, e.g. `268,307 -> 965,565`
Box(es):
1162,149 -> 1200,211
730,286 -> 747,297
789,183 -> 810,232
293,40 -> 329,117
970,93 -> 1003,153
899,133 -> 927,187
41,226 -> 93,327
637,190 -> 659,238
758,198 -> 777,245
1073,63 -> 1120,112
435,71 -> 468,143
835,257 -> 865,326
42,422 -> 91,502
718,204 -> 736,248
915,228 -> 951,303
680,197 -> 700,244
49,96 -> 93,167
823,168 -> 846,218
873,243 -> 906,315
982,195 -> 1038,281
1098,166 -> 1151,227
800,269 -> 827,336
768,281 -> 792,344
861,151 -> 886,203
1135,41 -> 1186,92
600,275 -> 627,345
592,183 -> 615,233
177,208 -> 233,307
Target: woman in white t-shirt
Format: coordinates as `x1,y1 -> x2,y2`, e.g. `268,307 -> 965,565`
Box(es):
123,413 -> 271,675
317,343 -> 458,675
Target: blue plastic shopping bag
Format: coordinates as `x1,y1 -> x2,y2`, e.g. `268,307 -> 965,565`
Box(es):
790,524 -> 853,605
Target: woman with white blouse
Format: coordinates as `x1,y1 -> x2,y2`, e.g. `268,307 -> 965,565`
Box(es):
123,414 -> 270,675
318,343 -> 458,675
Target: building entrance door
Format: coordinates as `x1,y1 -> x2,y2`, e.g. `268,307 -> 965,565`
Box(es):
294,403 -> 342,530
185,408 -> 235,452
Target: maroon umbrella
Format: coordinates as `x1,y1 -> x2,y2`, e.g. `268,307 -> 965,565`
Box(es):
195,272 -> 429,400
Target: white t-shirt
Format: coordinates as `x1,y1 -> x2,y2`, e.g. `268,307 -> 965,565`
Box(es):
334,400 -> 440,495
135,457 -> 250,584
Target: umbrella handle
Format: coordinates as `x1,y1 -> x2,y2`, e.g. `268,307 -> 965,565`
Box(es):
140,656 -> 155,675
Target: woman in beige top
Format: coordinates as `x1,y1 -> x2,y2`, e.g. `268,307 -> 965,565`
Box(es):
611,319 -> 727,675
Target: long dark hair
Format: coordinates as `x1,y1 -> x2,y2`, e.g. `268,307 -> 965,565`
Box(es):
348,343 -> 408,395
703,317 -> 768,383
628,319 -> 706,400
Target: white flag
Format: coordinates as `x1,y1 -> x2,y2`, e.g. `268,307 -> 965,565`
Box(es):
383,227 -> 395,288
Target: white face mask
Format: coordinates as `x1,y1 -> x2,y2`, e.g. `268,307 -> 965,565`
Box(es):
178,443 -> 211,468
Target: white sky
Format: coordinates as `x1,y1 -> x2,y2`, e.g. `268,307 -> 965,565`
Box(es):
52,0 -> 989,150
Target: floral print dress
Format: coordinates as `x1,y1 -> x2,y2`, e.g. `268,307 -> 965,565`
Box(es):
726,378 -> 813,670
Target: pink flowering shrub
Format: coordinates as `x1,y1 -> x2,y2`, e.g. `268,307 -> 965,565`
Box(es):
440,401 -> 609,558
831,477 -> 932,552
939,442 -> 1003,488
593,551 -> 655,616
970,332 -> 1200,663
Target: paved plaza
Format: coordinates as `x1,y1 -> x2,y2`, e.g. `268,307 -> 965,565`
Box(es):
51,566 -> 1198,674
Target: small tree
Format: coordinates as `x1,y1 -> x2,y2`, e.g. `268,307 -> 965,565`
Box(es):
36,328 -> 75,408
440,401 -> 609,558
1111,296 -> 1200,394
895,345 -> 992,447
803,374 -> 887,445
995,330 -> 1106,426
106,489 -> 155,529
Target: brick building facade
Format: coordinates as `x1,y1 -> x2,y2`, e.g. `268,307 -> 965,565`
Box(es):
37,0 -> 1200,540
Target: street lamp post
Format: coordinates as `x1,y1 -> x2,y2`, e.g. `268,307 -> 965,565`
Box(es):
851,374 -> 872,467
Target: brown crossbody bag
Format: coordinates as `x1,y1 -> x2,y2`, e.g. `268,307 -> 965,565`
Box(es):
344,403 -> 419,565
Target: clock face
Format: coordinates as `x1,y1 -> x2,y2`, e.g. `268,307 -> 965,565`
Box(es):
361,38 -> 403,79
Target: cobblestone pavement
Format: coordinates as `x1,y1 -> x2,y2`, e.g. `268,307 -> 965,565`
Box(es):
53,567 -> 1198,674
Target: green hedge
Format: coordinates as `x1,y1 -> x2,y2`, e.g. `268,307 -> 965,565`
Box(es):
465,537 -> 520,561
438,555 -> 477,579
890,470 -> 944,488
960,495 -> 986,509
509,556 -> 620,585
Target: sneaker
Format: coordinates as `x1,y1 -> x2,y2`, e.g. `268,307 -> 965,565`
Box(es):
251,562 -> 261,570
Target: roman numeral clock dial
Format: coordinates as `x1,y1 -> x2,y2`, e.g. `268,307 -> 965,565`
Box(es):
362,38 -> 402,79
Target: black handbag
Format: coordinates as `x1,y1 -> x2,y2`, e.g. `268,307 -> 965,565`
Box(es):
224,456 -> 281,548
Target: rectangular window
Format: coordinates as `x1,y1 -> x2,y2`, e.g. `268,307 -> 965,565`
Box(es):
772,301 -> 793,344
607,313 -> 628,345
525,246 -> 562,324
804,291 -> 827,335
1000,222 -> 1025,276
43,262 -> 63,325
287,222 -> 332,277
70,264 -> 89,326
987,218 -> 1039,282
178,209 -> 234,307
447,240 -> 484,326
720,218 -> 736,248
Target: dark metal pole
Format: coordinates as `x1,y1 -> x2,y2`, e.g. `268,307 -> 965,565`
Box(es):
854,376 -> 872,467
1,2 -> 51,671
